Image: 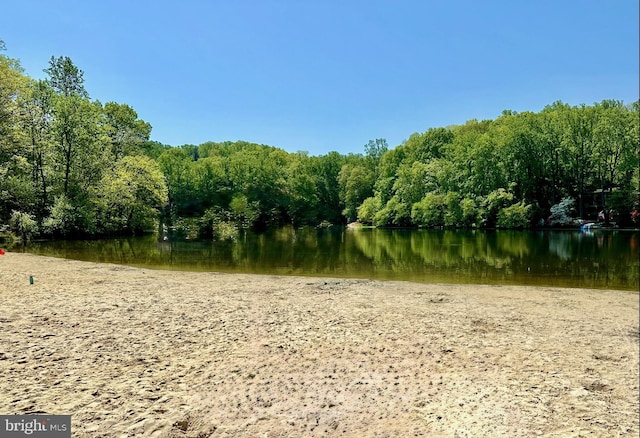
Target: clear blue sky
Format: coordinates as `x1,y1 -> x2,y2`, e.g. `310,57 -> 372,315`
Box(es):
3,0 -> 638,156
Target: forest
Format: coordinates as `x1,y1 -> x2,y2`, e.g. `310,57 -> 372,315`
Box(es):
1,44 -> 639,241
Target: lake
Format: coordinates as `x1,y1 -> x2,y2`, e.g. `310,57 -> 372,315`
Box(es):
13,227 -> 640,291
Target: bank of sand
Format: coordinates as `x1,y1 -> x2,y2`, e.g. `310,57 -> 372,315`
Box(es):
0,252 -> 638,437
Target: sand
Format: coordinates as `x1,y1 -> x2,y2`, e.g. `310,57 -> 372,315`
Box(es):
0,252 -> 638,437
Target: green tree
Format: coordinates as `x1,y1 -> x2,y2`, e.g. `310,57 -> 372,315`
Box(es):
9,210 -> 37,240
157,147 -> 196,217
479,188 -> 516,228
286,152 -> 319,225
103,102 -> 151,160
95,155 -> 168,233
310,151 -> 346,224
44,56 -> 88,98
0,52 -> 32,221
20,80 -> 55,219
411,193 -> 446,227
338,163 -> 375,222
560,103 -> 596,218
357,196 -> 381,224
497,201 -> 532,228
50,95 -> 109,198
591,100 -> 639,223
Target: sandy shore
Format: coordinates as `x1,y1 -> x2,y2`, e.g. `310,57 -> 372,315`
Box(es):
0,252 -> 638,437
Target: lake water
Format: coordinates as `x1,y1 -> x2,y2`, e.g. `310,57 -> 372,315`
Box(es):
14,227 -> 640,291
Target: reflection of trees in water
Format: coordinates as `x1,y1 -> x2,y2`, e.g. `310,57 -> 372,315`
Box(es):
548,232 -> 573,260
22,228 -> 639,289
346,228 -> 638,289
349,229 -> 533,269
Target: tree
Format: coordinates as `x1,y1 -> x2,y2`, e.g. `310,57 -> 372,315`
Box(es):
286,152 -> 319,225
0,52 -> 31,221
560,103 -> 596,218
9,210 -> 37,240
591,100 -> 639,222
338,163 -> 375,222
157,147 -> 196,217
411,193 -> 446,227
103,102 -> 151,160
357,196 -> 381,224
95,155 -> 168,233
44,56 -> 88,98
310,151 -> 346,224
364,138 -> 388,164
20,80 -> 55,219
479,188 -> 515,228
548,197 -> 576,226
50,95 -> 109,198
44,57 -> 109,202
497,201 -> 532,228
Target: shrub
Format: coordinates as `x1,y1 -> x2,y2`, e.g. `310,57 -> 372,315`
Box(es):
443,192 -> 463,227
548,197 -> 575,226
42,195 -> 97,236
373,197 -> 412,227
480,188 -> 515,227
460,197 -> 479,227
356,196 -> 381,225
497,202 -> 532,228
212,221 -> 239,241
173,217 -> 201,239
9,210 -> 37,241
411,193 -> 446,227
229,194 -> 259,230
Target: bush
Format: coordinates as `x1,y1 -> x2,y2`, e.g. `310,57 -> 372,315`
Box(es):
373,197 -> 412,227
43,195 -> 97,236
497,202 -> 532,228
480,188 -> 515,227
460,197 -> 479,227
443,192 -> 463,227
411,193 -> 446,227
357,196 -> 381,225
9,210 -> 37,241
548,197 -> 575,226
212,221 -> 239,241
173,217 -> 201,239
195,208 -> 240,241
229,194 -> 259,229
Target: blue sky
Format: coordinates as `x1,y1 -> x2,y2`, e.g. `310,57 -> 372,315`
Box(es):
3,0 -> 638,155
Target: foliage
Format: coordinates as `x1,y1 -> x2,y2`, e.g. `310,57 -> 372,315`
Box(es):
0,45 -> 638,236
411,193 -> 446,227
229,194 -> 260,230
357,196 -> 381,225
42,194 -> 92,235
548,197 -> 576,226
212,220 -> 239,241
497,201 -> 533,228
95,156 -> 168,234
459,197 -> 479,227
479,188 -> 516,228
9,210 -> 37,240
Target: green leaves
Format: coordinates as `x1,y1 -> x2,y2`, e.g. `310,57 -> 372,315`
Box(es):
96,156 -> 168,233
44,56 -> 88,98
103,102 -> 152,160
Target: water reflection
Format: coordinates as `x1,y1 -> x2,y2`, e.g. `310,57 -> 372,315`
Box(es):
18,227 -> 639,291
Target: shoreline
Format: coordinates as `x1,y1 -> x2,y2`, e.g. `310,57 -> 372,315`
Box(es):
1,253 -> 638,437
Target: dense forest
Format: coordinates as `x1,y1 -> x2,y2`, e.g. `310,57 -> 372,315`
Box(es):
1,44 -> 638,241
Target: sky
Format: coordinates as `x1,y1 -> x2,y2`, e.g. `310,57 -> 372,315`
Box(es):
2,0 -> 638,156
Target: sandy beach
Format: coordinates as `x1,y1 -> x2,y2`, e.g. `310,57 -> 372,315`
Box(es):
0,252 -> 638,437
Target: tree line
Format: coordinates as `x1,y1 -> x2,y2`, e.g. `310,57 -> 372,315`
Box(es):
1,45 -> 638,240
